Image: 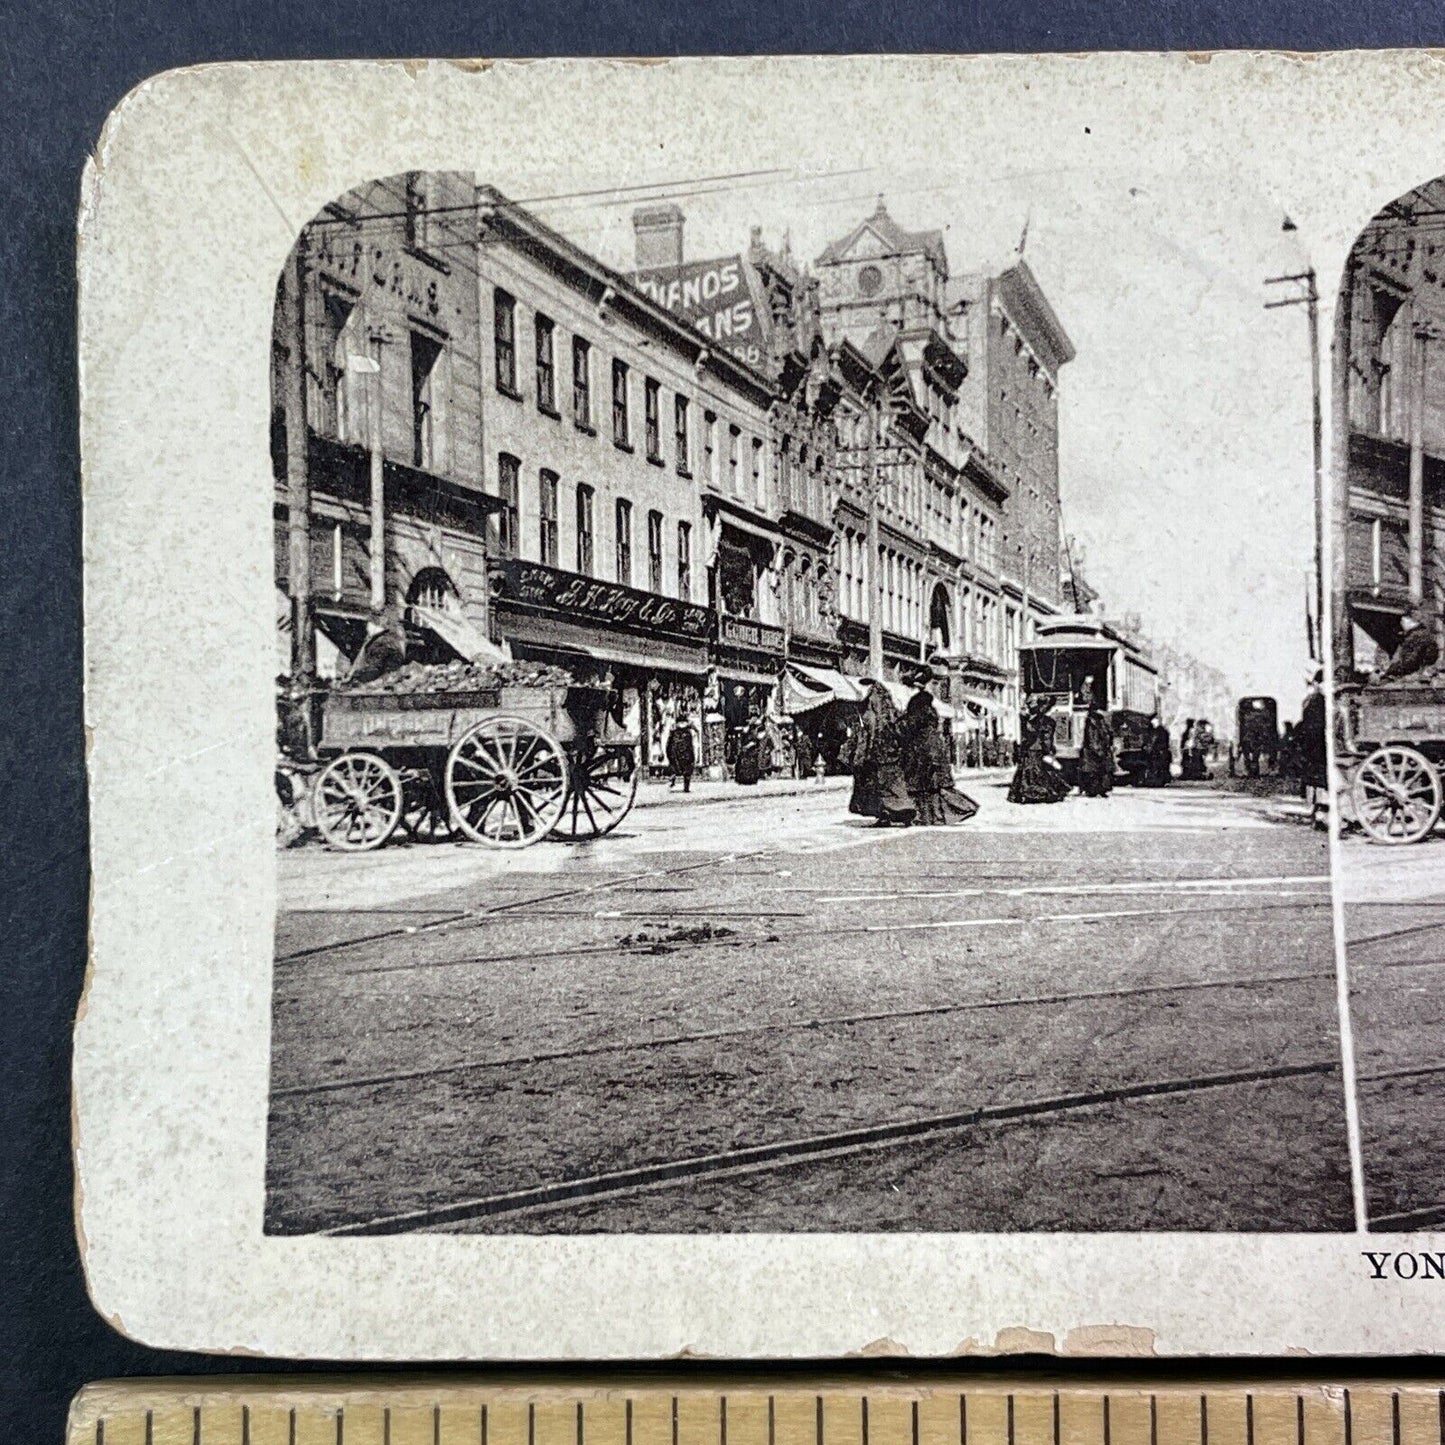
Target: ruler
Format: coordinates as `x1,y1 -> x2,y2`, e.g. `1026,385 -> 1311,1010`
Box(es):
68,1379 -> 1445,1445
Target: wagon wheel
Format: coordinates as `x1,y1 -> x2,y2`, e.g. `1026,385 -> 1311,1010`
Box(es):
444,715 -> 569,849
1351,745 -> 1443,845
553,741 -> 640,841
399,770 -> 455,843
312,751 -> 404,852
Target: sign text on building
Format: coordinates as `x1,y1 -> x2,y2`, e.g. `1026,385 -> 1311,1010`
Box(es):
631,256 -> 765,369
496,558 -> 712,639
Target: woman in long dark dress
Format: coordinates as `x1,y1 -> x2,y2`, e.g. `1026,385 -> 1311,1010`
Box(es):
1008,695 -> 1071,804
902,691 -> 978,824
848,682 -> 916,825
1076,684 -> 1115,797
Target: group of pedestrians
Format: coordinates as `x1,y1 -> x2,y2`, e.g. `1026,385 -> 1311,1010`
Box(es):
845,682 -> 979,827
1006,680 -> 1119,804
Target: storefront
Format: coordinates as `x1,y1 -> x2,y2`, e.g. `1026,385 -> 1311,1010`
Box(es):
488,557 -> 713,772
711,612 -> 786,772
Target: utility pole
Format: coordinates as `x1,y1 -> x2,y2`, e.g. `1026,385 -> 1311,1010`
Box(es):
1265,267 -> 1323,662
866,400 -> 883,680
1408,314 -> 1429,608
1331,259 -> 1355,672
348,335 -> 390,616
284,233 -> 315,696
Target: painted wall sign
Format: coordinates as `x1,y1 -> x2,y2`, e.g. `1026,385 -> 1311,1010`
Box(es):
631,256 -> 766,368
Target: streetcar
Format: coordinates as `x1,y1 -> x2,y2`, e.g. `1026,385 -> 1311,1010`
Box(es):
1018,615 -> 1162,783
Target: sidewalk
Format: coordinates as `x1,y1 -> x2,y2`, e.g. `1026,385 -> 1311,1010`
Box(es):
636,767 -> 1015,810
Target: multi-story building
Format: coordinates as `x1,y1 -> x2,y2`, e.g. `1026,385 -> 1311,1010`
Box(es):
630,211 -> 842,741
1334,177 -> 1445,672
272,171 -> 501,687
814,199 -> 1014,748
951,259 -> 1076,676
475,187 -> 777,770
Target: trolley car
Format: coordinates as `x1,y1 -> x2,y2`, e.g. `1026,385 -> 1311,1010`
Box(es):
1337,679 -> 1445,844
309,674 -> 638,851
1018,616 -> 1162,783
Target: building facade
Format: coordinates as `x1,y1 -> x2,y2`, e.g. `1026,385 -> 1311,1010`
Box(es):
273,171 -> 500,687
475,187 -> 779,770
813,200 -> 1015,749
951,259 -> 1077,724
1334,178 -> 1445,672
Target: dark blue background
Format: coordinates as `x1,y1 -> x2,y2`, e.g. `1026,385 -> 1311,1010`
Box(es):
6,4 -> 1444,1441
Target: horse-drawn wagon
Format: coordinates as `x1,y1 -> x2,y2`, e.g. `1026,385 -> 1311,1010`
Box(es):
306,662 -> 639,851
1337,679 -> 1445,844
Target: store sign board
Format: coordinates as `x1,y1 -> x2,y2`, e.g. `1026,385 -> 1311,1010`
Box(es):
495,558 -> 712,640
717,613 -> 786,654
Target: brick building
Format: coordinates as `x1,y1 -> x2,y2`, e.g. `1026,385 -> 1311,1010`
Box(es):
474,187 -> 776,770
272,171 -> 500,683
1333,178 -> 1445,671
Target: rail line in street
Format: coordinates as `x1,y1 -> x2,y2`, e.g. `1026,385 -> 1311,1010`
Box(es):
318,1059 -> 1341,1236
272,966 -> 1337,1100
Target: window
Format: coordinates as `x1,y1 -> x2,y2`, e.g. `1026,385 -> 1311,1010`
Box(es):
572,337 -> 592,428
647,510 -> 664,593
496,453 -> 520,559
614,498 -> 633,584
535,314 -> 557,415
677,521 -> 693,600
575,484 -> 595,575
494,289 -> 517,395
675,395 -> 691,474
751,437 -> 764,508
612,359 -> 630,447
319,289 -> 358,442
644,378 -> 661,461
410,332 -> 443,470
728,425 -> 740,493
703,411 -> 717,486
539,470 -> 559,566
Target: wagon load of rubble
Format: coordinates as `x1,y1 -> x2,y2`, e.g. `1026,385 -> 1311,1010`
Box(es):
342,659 -> 574,696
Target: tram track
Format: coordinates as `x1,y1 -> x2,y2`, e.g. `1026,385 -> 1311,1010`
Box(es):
300,896 -> 1331,982
318,1058 -> 1340,1235
272,965 -> 1337,1100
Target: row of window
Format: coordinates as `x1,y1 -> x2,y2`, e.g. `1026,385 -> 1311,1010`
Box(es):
493,289 -> 774,509
494,452 -> 694,598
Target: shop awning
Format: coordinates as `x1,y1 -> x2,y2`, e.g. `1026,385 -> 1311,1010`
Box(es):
498,606 -> 710,675
720,665 -> 783,688
782,663 -> 867,714
410,603 -> 511,664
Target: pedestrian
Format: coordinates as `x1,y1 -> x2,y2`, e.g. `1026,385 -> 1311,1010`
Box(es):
902,690 -> 978,824
1143,717 -> 1173,787
1076,680 -> 1115,797
848,681 -> 916,825
665,707 -> 697,794
1008,694 -> 1071,805
1179,719 -> 1197,779
734,717 -> 762,786
1297,667 -> 1329,822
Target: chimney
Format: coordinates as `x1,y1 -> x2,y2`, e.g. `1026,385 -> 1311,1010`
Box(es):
633,203 -> 685,270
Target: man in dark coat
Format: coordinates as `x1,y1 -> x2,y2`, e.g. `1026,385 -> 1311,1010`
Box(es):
1144,718 -> 1173,787
1076,682 -> 1115,797
1377,614 -> 1441,681
665,709 -> 697,793
1297,669 -> 1328,793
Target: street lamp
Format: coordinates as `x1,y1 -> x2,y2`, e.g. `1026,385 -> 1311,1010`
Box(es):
1264,265 -> 1323,663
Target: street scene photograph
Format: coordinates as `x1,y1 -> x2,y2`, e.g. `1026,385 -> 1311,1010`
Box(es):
266,161 -> 1351,1235
1331,173 -> 1445,1233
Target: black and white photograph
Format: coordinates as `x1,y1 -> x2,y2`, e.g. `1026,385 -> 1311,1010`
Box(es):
1331,174 -> 1445,1233
77,53 -> 1445,1360
264,160 -> 1349,1235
